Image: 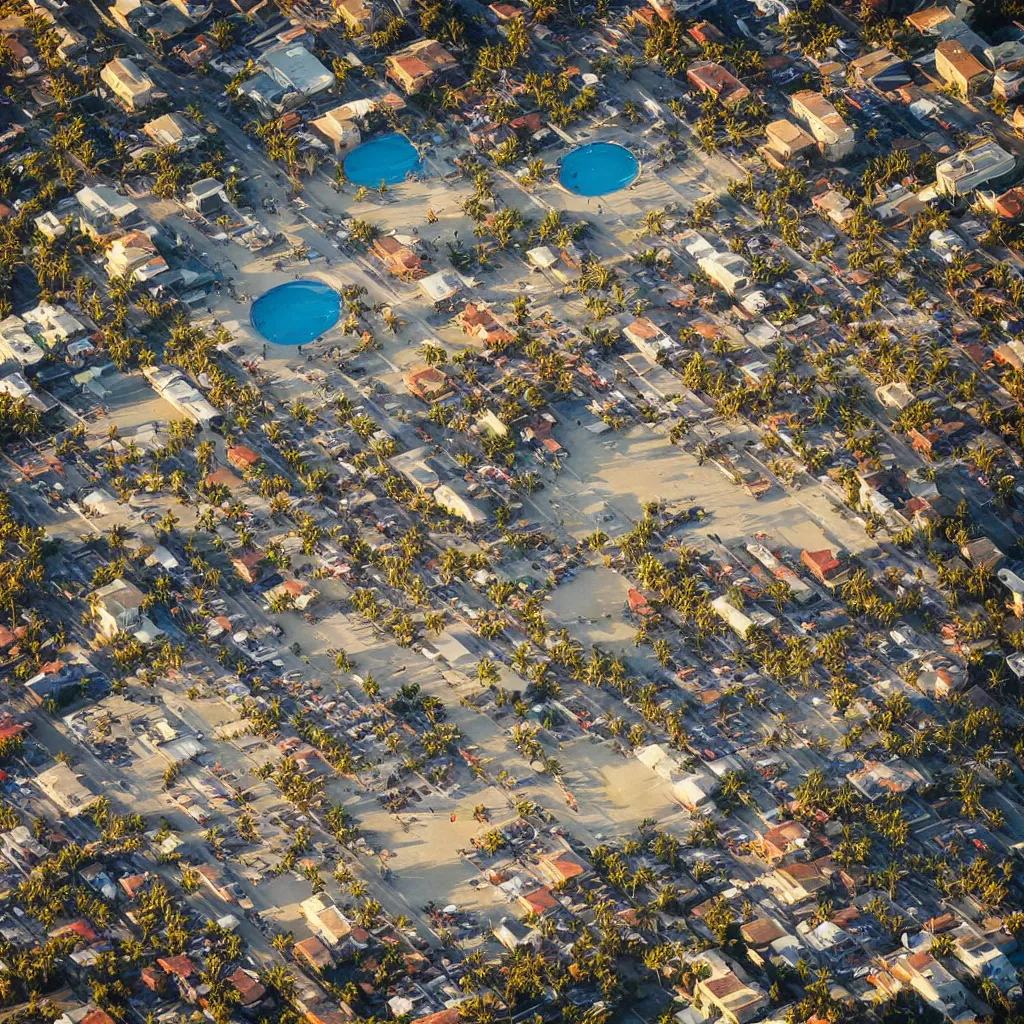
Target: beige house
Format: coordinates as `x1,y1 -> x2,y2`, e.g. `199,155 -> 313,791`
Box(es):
106,231 -> 169,281
35,763 -> 101,816
310,106 -> 362,155
300,895 -> 353,946
385,39 -> 456,94
143,112 -> 203,150
695,966 -> 768,1024
763,119 -> 815,162
790,90 -> 855,161
935,39 -> 989,96
334,0 -> 371,32
101,57 -> 155,110
91,578 -> 144,638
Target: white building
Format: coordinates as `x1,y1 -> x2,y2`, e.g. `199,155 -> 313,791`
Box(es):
91,577 -> 144,638
936,141 -> 1016,198
0,372 -> 55,413
434,482 -> 488,524
22,302 -> 87,346
952,928 -> 1022,996
699,252 -> 752,296
34,211 -> 66,239
0,316 -> 45,369
143,364 -> 224,430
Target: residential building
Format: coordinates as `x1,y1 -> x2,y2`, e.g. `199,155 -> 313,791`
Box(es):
240,45 -> 335,113
334,0 -> 371,32
953,928 -> 1023,996
849,48 -> 911,91
536,849 -> 591,884
876,381 -> 915,410
228,968 -> 265,1007
0,825 -> 48,870
34,211 -> 66,239
983,39 -> 1024,69
434,482 -> 488,524
935,39 -> 989,96
493,917 -> 542,951
372,235 -> 425,279
405,365 -> 454,402
812,189 -> 855,227
0,316 -> 45,370
623,317 -> 675,363
740,917 -> 791,967
847,758 -> 929,800
935,141 -> 1016,198
100,56 -> 155,109
0,372 -> 55,415
105,230 -> 169,281
695,963 -> 768,1024
459,303 -> 514,346
186,177 -> 231,217
745,543 -> 815,603
686,60 -> 750,105
672,772 -> 716,811
226,445 -> 260,472
711,594 -> 775,637
301,895 -> 354,946
757,820 -> 809,864
195,862 -> 237,902
385,39 -> 457,94
76,184 -> 142,237
791,90 -> 855,161
390,446 -> 440,492
310,105 -> 361,154
294,936 -> 334,971
167,0 -> 211,18
91,578 -> 144,638
142,112 -> 204,150
765,860 -> 832,905
994,65 -> 1024,100
762,119 -> 815,163
22,302 -> 87,347
419,270 -> 462,306
34,763 -> 101,816
699,251 -> 752,295
797,919 -> 861,967
262,44 -> 334,98
800,548 -> 851,588
143,364 -> 224,430
109,0 -> 191,36
892,951 -> 970,1015
231,551 -> 265,584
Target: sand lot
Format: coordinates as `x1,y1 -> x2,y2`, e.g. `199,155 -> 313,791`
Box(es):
549,417 -> 871,557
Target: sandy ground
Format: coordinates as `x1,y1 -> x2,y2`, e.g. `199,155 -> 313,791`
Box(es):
547,418 -> 873,557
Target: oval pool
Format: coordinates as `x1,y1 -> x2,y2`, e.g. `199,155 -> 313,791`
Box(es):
344,133 -> 421,188
250,280 -> 340,347
559,142 -> 639,197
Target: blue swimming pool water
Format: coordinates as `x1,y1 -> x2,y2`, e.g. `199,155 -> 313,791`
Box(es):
250,280 -> 340,346
344,133 -> 421,188
559,142 -> 639,197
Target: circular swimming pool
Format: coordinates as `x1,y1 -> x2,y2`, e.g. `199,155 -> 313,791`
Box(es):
250,280 -> 341,347
344,133 -> 421,188
559,142 -> 639,197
